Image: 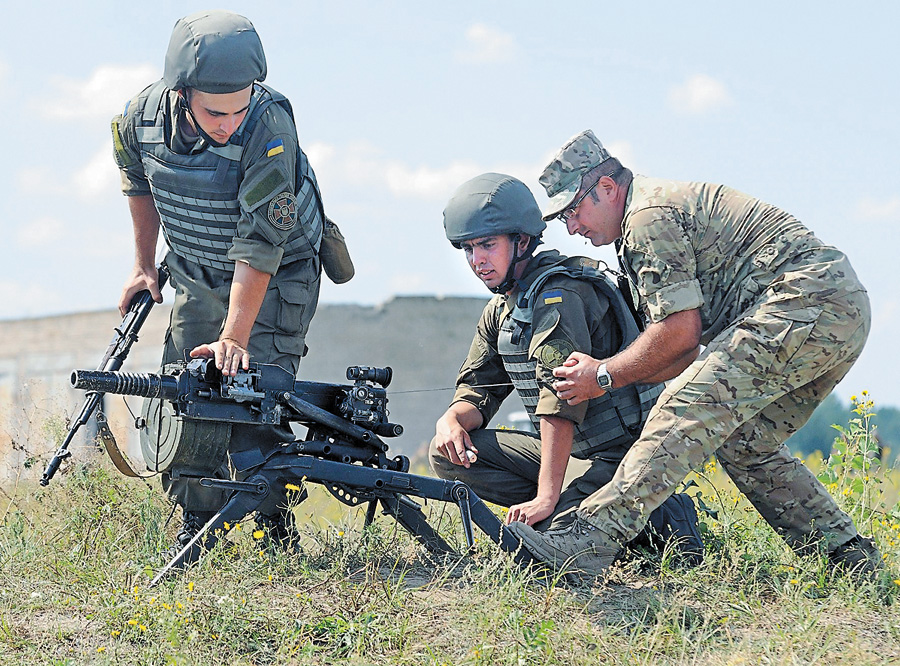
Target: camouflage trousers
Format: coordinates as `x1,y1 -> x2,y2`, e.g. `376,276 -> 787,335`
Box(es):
156,251 -> 320,512
578,275 -> 871,556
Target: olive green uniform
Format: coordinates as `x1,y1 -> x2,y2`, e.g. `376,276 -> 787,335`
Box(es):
431,250 -> 691,536
115,84 -> 321,511
578,176 -> 869,555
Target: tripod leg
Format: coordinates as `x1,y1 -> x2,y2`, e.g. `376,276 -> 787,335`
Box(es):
378,494 -> 455,555
364,500 -> 378,527
150,483 -> 268,587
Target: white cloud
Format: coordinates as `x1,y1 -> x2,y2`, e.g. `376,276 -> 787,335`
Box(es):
16,167 -> 66,196
383,161 -> 485,199
38,63 -> 159,121
668,74 -> 733,115
856,196 -> 900,221
456,23 -> 519,64
309,140 -> 547,203
16,143 -> 119,202
16,216 -> 65,248
72,146 -> 120,201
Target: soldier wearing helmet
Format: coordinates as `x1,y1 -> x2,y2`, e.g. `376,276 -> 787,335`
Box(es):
431,172 -> 703,562
111,10 -> 352,563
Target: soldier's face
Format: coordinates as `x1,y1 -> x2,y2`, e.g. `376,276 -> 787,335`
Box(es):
185,87 -> 253,144
461,234 -> 524,291
561,176 -> 623,247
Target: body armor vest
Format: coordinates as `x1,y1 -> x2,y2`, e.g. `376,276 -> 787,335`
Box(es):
133,81 -> 323,272
497,256 -> 663,459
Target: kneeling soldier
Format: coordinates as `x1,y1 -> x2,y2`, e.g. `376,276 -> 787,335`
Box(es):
430,173 -> 703,567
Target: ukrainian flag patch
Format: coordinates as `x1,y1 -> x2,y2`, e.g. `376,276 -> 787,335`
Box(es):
542,289 -> 563,305
266,139 -> 285,157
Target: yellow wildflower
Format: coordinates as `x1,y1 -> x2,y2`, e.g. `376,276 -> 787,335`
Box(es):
188,581 -> 195,593
253,529 -> 265,540
286,483 -> 302,492
97,647 -> 106,653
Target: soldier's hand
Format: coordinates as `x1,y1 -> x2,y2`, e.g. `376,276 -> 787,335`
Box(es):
552,351 -> 605,405
118,265 -> 162,316
433,415 -> 478,469
190,337 -> 250,376
506,496 -> 557,526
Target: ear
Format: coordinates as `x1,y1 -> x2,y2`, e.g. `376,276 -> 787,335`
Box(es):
518,234 -> 532,253
597,175 -> 617,200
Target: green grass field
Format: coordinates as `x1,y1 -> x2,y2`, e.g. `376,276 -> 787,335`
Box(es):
2,396 -> 899,665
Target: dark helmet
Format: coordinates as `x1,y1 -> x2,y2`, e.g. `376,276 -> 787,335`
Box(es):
443,173 -> 546,249
163,10 -> 267,93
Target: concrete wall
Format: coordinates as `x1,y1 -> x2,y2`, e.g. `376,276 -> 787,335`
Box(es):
0,296 -> 526,483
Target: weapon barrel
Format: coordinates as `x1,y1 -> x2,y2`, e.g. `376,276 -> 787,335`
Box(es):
71,370 -> 179,400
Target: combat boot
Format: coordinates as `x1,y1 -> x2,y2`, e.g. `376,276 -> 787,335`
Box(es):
636,493 -> 705,566
828,534 -> 883,579
162,510 -> 214,567
254,510 -> 302,553
507,514 -> 620,577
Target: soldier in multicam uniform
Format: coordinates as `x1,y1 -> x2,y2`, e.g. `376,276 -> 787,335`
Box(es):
506,130 -> 881,578
112,10 -> 352,560
431,172 -> 703,563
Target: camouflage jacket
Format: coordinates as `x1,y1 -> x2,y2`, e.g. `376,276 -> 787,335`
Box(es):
616,176 -> 860,344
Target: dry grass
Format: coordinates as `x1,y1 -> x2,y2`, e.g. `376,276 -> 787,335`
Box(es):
2,398 -> 900,665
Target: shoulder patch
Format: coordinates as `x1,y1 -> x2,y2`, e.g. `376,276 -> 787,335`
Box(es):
266,138 -> 285,157
267,192 -> 298,230
542,289 -> 563,305
111,116 -> 136,168
536,339 -> 574,369
241,166 -> 289,212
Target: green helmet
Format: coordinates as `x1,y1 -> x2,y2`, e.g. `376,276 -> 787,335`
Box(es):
443,173 -> 546,249
164,10 -> 267,93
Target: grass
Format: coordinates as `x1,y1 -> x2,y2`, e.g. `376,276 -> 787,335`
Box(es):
2,397 -> 900,665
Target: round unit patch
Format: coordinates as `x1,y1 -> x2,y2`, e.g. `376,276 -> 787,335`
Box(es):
537,339 -> 575,369
267,192 -> 298,231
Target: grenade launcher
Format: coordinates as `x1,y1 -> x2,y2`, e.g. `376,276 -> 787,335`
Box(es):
70,358 -> 526,585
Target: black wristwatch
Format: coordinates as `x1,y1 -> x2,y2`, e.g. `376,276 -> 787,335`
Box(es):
596,363 -> 614,390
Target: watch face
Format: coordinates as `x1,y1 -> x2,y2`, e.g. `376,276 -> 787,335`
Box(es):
596,365 -> 612,388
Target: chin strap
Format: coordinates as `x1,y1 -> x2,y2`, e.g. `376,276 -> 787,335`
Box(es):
489,235 -> 543,295
179,93 -> 228,148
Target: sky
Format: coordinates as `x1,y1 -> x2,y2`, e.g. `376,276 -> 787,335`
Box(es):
1,1 -> 897,406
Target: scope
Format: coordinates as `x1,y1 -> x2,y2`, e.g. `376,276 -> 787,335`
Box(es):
346,365 -> 392,388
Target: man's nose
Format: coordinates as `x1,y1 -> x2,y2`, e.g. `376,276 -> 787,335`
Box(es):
221,115 -> 239,134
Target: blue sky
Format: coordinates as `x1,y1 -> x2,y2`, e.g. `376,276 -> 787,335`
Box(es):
1,1 -> 897,406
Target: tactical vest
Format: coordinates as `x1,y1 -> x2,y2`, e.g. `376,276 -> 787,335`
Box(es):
497,256 -> 663,459
131,81 -> 323,272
